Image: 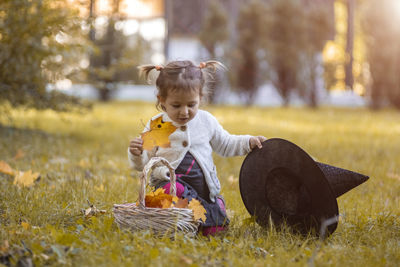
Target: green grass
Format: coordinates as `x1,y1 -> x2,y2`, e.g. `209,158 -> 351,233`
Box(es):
1,101 -> 399,266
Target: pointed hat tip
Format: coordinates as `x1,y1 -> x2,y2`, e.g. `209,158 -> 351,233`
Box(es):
317,162 -> 369,198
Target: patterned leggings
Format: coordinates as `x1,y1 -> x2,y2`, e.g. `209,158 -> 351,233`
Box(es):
162,182 -> 228,236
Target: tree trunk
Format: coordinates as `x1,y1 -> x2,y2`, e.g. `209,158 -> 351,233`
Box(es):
344,0 -> 355,90
89,0 -> 95,42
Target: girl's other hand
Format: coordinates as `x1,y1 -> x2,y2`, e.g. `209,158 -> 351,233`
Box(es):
249,136 -> 267,150
129,137 -> 143,156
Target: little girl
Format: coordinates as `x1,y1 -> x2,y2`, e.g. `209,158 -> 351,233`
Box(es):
128,60 -> 266,235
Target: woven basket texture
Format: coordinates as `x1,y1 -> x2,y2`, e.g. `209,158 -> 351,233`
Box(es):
113,157 -> 199,237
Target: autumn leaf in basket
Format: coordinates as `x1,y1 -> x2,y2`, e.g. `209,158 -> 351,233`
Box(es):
141,117 -> 177,151
173,198 -> 189,209
138,188 -> 175,208
138,187 -> 207,222
188,199 -> 207,223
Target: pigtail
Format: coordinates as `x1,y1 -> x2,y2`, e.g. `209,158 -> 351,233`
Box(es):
199,60 -> 227,72
198,60 -> 227,103
138,64 -> 163,84
199,60 -> 227,87
199,60 -> 227,84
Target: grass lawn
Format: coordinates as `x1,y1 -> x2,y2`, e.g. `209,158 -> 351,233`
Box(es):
0,101 -> 399,266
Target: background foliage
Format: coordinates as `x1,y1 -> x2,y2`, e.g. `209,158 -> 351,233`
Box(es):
361,0 -> 400,109
0,0 -> 87,111
2,0 -> 400,109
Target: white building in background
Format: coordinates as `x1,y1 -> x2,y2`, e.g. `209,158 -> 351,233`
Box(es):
55,0 -> 366,107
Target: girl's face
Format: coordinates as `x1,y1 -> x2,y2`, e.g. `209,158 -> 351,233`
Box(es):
159,89 -> 200,125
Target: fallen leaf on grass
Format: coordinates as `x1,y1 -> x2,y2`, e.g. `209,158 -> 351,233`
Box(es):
141,117 -> 177,151
13,170 -> 40,188
82,206 -> 106,217
21,222 -> 30,230
13,149 -> 25,160
0,240 -> 9,253
180,255 -> 193,265
0,161 -> 14,176
82,201 -> 106,218
78,159 -> 90,168
188,199 -> 207,223
387,172 -> 400,181
40,253 -> 50,260
94,183 -> 104,192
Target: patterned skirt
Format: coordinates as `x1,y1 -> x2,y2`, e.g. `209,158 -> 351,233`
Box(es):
158,152 -> 229,228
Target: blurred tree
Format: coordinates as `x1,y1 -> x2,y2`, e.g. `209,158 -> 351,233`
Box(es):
264,0 -> 332,107
362,0 -> 400,109
87,0 -> 123,101
198,2 -> 228,59
198,1 -> 229,103
234,0 -> 267,105
344,0 -> 355,90
0,0 -> 87,111
264,0 -> 304,106
298,3 -> 333,107
86,0 -> 150,101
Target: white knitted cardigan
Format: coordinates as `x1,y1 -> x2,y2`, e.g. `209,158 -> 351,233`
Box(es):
128,109 -> 252,202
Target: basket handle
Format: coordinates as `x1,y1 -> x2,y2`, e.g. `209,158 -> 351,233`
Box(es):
138,157 -> 176,209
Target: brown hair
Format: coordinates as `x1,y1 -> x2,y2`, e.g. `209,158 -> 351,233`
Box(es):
138,60 -> 225,110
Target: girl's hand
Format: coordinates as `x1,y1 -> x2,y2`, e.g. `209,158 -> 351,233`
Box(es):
129,137 -> 143,156
249,136 -> 267,150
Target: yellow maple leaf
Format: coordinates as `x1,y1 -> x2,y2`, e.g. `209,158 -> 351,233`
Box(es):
0,161 -> 14,176
188,199 -> 207,223
141,117 -> 177,151
172,196 -> 179,204
21,221 -> 30,230
149,187 -> 165,197
13,170 -> 40,187
94,183 -> 105,192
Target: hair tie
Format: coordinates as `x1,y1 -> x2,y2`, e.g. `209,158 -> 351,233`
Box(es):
155,65 -> 163,71
199,62 -> 206,69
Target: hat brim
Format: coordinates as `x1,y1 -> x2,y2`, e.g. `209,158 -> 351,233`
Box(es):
239,138 -> 338,235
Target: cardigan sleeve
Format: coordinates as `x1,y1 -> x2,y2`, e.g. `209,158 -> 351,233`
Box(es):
207,111 -> 252,157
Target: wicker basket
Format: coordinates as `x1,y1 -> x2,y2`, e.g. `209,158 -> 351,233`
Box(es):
113,157 -> 200,237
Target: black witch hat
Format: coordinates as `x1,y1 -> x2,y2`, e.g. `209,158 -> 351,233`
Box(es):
239,138 -> 369,236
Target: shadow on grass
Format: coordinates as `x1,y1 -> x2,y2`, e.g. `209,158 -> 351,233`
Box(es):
0,125 -> 54,139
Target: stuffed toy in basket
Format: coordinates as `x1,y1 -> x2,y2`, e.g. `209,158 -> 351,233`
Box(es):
113,157 -> 200,237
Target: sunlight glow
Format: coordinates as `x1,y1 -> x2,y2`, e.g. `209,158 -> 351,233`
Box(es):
121,20 -> 140,36
93,0 -> 163,18
323,41 -> 337,61
55,79 -> 72,90
139,18 -> 165,40
96,0 -> 112,15
120,0 -> 163,18
394,1 -> 400,18
353,83 -> 365,96
122,1 -> 152,18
